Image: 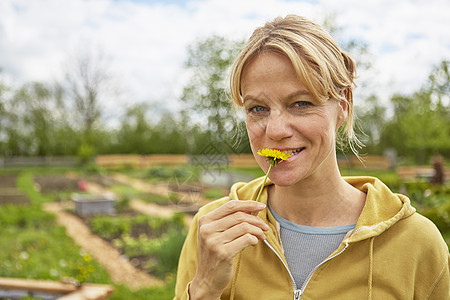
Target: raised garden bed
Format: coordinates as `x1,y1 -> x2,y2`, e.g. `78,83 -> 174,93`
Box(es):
72,194 -> 116,217
0,175 -> 30,205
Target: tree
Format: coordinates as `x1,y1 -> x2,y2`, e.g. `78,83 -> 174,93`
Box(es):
428,60 -> 450,101
180,35 -> 245,153
116,103 -> 152,154
13,82 -> 55,156
379,60 -> 450,163
354,95 -> 386,154
62,48 -> 116,149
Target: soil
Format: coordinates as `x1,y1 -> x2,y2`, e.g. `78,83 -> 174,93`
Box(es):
0,174 -> 30,205
34,175 -> 80,193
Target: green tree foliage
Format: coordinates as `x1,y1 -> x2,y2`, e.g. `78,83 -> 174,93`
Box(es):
15,82 -> 59,156
115,103 -> 152,154
180,35 -> 245,153
112,104 -> 187,154
380,61 -> 450,163
355,95 -> 387,154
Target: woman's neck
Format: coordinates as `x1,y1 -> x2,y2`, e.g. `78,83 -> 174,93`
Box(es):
268,171 -> 366,227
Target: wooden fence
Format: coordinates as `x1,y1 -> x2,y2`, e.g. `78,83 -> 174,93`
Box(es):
95,154 -> 259,169
337,155 -> 393,170
0,156 -> 78,168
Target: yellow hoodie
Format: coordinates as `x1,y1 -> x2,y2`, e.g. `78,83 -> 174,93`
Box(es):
175,177 -> 449,299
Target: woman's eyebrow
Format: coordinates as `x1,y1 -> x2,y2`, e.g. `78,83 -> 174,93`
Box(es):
242,92 -> 270,103
287,90 -> 311,99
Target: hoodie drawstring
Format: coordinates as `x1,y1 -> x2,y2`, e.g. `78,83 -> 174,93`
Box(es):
230,251 -> 242,300
368,237 -> 375,300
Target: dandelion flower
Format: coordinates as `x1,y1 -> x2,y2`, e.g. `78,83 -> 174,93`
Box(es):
254,148 -> 291,205
257,148 -> 291,165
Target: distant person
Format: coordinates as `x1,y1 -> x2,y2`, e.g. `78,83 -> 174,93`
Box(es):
431,154 -> 445,185
175,15 -> 449,299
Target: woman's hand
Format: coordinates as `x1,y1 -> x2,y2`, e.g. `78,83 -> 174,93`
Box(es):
189,200 -> 269,299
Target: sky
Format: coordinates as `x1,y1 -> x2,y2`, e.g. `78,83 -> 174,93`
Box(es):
0,0 -> 449,121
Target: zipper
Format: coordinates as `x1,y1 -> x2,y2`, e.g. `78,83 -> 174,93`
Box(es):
264,239 -> 350,299
294,289 -> 302,299
263,240 -> 302,299
299,242 -> 350,292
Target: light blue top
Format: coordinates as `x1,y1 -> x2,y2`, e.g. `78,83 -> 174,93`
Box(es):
269,203 -> 356,288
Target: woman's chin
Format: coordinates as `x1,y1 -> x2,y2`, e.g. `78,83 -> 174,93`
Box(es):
267,173 -> 300,187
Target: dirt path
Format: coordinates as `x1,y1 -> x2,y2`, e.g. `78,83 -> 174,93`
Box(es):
42,174 -> 206,290
111,173 -> 209,206
43,202 -> 163,290
130,199 -> 194,227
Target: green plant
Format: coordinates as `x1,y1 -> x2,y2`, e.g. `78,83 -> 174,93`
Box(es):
142,193 -> 172,204
204,187 -> 225,199
17,172 -> 52,204
90,216 -> 131,240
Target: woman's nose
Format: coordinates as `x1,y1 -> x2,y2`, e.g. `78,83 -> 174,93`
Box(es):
265,109 -> 293,141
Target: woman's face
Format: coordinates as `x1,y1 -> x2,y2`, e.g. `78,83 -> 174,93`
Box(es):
241,51 -> 346,186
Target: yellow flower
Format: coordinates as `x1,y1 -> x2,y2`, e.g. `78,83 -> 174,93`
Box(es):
253,148 -> 291,207
257,148 -> 291,165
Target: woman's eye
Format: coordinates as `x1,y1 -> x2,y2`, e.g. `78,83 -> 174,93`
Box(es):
293,101 -> 312,108
248,105 -> 267,114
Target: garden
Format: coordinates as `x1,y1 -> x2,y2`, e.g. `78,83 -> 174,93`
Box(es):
0,164 -> 448,299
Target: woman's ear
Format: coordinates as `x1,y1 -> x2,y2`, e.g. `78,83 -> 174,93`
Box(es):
336,99 -> 348,129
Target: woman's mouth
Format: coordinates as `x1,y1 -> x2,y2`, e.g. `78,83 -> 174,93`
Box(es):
283,147 -> 305,156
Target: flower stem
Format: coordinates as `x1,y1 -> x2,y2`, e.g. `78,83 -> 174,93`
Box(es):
255,161 -> 274,203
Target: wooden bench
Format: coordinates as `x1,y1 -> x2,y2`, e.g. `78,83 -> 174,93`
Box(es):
0,277 -> 113,299
396,165 -> 450,182
338,155 -> 392,170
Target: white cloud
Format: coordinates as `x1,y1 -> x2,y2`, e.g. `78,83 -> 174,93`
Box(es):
0,0 -> 449,120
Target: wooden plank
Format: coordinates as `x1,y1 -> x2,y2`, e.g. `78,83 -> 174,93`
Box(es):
59,283 -> 114,300
0,278 -> 77,294
0,278 -> 113,299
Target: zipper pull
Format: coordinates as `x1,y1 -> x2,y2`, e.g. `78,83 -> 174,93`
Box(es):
294,289 -> 302,299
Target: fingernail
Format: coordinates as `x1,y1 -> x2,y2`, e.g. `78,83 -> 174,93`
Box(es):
257,203 -> 266,209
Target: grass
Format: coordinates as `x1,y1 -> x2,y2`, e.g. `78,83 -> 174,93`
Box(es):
204,187 -> 227,199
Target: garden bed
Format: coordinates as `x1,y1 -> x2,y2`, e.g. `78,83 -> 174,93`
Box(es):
84,212 -> 186,278
0,174 -> 30,205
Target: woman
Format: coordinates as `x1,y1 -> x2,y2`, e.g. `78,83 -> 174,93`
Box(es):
175,15 -> 449,299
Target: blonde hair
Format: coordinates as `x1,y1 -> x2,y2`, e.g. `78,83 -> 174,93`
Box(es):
230,14 -> 361,154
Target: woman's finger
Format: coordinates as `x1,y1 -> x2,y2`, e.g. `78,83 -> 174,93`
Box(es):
200,200 -> 266,223
203,210 -> 270,234
221,221 -> 267,243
